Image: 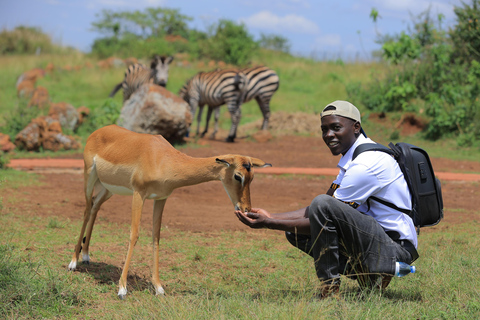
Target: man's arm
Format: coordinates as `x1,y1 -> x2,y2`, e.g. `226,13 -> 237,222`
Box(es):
235,206 -> 311,234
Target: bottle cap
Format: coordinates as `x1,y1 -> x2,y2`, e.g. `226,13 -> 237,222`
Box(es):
411,266 -> 416,273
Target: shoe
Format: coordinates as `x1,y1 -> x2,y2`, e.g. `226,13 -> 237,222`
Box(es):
357,274 -> 392,290
318,281 -> 340,299
380,275 -> 392,289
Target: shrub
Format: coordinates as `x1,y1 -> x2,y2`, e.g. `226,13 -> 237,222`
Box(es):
347,1 -> 480,143
201,19 -> 258,65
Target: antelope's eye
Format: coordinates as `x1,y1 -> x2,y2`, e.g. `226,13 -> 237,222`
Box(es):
234,174 -> 242,182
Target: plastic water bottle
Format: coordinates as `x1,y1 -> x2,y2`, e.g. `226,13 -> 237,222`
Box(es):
395,262 -> 416,277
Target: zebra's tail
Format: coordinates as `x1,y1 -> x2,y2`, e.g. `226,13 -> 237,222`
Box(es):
109,82 -> 123,98
234,71 -> 248,107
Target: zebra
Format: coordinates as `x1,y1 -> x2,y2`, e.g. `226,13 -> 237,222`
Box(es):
198,66 -> 279,139
109,55 -> 174,101
178,69 -> 247,143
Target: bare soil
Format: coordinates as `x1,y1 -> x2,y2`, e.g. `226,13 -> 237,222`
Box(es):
4,132 -> 480,234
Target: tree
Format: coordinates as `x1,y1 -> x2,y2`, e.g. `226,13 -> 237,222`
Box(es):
90,7 -> 193,39
259,33 -> 291,53
449,0 -> 480,63
205,19 -> 258,65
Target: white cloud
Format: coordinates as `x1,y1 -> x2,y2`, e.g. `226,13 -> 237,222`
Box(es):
314,34 -> 342,48
241,11 -> 320,34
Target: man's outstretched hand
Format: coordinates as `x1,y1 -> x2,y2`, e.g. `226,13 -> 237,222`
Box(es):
234,208 -> 272,229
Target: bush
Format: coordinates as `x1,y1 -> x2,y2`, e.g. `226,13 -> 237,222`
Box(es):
347,1 -> 480,143
76,99 -> 122,136
202,19 -> 258,65
0,26 -> 70,55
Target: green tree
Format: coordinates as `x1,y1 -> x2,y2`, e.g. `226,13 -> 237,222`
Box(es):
90,7 -> 192,39
449,0 -> 480,63
204,19 -> 258,65
347,2 -> 480,145
259,33 -> 291,53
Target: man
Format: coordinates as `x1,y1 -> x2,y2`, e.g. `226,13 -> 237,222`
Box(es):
235,100 -> 418,297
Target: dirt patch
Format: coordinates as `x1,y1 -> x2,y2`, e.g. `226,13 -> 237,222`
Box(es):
3,132 -> 480,235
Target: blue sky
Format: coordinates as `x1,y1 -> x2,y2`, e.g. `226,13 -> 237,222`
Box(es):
0,0 -> 464,59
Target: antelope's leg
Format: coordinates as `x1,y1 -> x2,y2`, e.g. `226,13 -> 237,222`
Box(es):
152,199 -> 167,296
81,185 -> 113,264
118,191 -> 144,299
69,167 -> 97,270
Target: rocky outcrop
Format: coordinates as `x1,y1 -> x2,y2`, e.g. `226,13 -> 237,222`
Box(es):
14,116 -> 80,152
117,84 -> 192,142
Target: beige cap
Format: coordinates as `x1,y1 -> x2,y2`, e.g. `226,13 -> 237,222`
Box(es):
320,100 -> 361,123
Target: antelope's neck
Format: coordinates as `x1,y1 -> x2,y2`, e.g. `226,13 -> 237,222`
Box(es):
166,156 -> 222,189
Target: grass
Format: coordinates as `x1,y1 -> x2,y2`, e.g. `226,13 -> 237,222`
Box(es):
0,194 -> 479,319
2,51 -> 480,161
1,52 -> 480,318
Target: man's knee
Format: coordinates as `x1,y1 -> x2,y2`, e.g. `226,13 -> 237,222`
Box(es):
310,194 -> 335,210
309,194 -> 338,220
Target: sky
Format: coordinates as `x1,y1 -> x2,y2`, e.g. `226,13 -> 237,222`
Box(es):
0,0 -> 465,60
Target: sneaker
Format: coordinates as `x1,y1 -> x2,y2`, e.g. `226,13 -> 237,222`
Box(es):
357,274 -> 392,290
318,280 -> 340,299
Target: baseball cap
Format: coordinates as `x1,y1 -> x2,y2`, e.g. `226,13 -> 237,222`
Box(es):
320,100 -> 367,137
320,100 -> 361,123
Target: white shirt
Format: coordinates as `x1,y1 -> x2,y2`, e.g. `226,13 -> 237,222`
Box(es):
333,135 -> 418,247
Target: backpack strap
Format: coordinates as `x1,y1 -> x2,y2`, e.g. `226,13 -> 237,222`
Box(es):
352,143 -> 412,215
352,143 -> 394,160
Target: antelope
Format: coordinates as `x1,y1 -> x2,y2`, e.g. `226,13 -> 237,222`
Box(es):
67,124 -> 271,299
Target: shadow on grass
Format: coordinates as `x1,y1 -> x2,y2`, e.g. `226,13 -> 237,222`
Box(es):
74,261 -> 153,294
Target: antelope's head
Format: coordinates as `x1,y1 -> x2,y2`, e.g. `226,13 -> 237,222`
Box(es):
151,55 -> 174,87
215,155 -> 272,212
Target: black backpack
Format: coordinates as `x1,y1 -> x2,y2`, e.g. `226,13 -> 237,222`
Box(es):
352,142 -> 444,234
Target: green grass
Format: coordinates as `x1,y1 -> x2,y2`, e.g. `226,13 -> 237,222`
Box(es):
2,51 -> 480,162
1,195 -> 479,319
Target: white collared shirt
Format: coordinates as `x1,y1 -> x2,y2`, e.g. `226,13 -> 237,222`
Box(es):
332,135 -> 418,247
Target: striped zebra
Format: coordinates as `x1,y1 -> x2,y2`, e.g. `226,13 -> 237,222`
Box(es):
199,66 -> 279,139
178,69 -> 247,143
109,55 -> 174,101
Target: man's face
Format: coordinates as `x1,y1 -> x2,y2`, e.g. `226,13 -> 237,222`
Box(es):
321,115 -> 360,156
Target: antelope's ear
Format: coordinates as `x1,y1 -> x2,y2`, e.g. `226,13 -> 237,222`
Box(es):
216,158 -> 231,167
250,157 -> 272,168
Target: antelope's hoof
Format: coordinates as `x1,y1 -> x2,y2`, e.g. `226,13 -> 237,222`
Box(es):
118,288 -> 127,300
68,261 -> 77,271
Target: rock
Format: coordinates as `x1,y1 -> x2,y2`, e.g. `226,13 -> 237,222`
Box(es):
97,57 -> 124,69
14,117 -> 48,151
14,116 -> 80,152
0,133 -> 16,152
28,86 -> 50,109
77,106 -> 90,125
117,84 -> 192,142
17,79 -> 36,98
42,132 -> 80,151
48,102 -> 81,131
16,68 -> 45,88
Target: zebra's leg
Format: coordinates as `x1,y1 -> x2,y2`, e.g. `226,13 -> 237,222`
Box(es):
201,106 -> 214,138
256,96 -> 271,130
210,108 -> 221,140
196,105 -> 204,137
226,103 -> 241,143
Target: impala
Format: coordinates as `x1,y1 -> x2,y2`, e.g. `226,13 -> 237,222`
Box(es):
67,125 -> 271,299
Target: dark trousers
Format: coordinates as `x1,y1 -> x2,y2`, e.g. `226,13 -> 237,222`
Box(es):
286,195 -> 413,284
